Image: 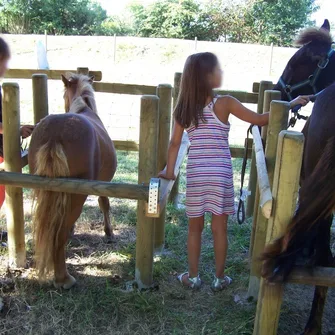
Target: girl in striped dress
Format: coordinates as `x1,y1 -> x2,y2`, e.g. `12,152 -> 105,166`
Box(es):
159,52 -> 310,291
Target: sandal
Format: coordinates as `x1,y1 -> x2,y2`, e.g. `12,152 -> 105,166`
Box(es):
211,275 -> 232,292
177,272 -> 202,290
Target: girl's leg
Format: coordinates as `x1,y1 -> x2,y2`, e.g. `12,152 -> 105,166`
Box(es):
212,214 -> 228,278
181,216 -> 204,285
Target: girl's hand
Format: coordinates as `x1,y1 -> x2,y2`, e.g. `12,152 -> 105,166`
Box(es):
289,95 -> 312,109
20,125 -> 34,139
158,169 -> 176,180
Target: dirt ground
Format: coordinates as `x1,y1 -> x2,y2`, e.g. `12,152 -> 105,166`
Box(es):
0,154 -> 334,335
0,35 -> 333,334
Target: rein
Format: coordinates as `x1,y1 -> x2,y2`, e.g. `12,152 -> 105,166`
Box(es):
237,89 -> 324,224
288,89 -> 324,128
237,125 -> 253,225
237,45 -> 334,224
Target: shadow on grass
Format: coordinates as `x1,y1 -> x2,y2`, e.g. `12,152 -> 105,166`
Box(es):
1,202 -> 334,335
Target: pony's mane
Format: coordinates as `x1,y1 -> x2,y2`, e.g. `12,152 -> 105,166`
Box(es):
66,73 -> 98,114
295,27 -> 332,46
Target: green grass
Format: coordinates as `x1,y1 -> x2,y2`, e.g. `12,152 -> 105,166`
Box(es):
0,152 -> 334,335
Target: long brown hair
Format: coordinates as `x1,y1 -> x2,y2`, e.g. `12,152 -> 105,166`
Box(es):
174,52 -> 218,128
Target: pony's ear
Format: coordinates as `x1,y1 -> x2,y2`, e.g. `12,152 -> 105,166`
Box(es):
89,75 -> 95,84
61,74 -> 70,87
320,19 -> 330,32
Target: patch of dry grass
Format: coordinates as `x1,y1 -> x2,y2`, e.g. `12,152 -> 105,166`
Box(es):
0,154 -> 334,335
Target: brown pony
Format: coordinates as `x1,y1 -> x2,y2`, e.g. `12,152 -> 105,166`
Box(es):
261,20 -> 335,334
28,74 -> 117,289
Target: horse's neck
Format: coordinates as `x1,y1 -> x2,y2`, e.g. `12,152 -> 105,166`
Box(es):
319,58 -> 335,90
70,96 -> 96,115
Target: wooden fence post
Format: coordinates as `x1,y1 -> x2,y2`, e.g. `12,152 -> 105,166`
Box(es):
253,131 -> 304,335
32,74 -> 49,124
249,90 -> 281,259
113,34 -> 117,64
136,95 -> 159,288
3,83 -> 26,268
44,30 -> 48,53
268,43 -> 274,76
155,84 -> 172,252
246,81 -> 273,217
248,100 -> 289,299
77,67 -> 89,76
169,72 -> 182,205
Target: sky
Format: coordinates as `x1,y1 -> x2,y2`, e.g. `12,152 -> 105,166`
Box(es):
97,0 -> 335,26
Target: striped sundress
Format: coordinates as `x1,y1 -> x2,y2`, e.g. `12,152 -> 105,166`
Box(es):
186,98 -> 235,218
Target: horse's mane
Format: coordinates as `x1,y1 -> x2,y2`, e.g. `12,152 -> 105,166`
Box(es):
295,27 -> 332,46
66,73 -> 98,114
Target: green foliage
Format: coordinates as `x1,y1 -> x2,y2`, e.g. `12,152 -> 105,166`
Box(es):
97,17 -> 133,36
204,0 -> 255,43
129,0 -> 213,40
0,0 -> 108,35
128,0 -> 318,45
0,0 -> 320,45
249,0 -> 318,46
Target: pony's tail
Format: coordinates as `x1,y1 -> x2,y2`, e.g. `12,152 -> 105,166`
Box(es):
262,136 -> 335,281
33,141 -> 70,279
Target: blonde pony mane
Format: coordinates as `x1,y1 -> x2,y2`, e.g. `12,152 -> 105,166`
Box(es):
65,73 -> 98,114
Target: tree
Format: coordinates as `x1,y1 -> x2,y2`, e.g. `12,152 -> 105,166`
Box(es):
0,0 -> 108,35
0,0 -> 33,33
129,0 -> 213,40
204,0 -> 254,42
248,0 -> 319,46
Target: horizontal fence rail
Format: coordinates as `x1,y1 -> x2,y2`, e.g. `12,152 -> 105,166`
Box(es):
287,266 -> 335,287
216,89 -> 259,104
93,82 -> 156,95
0,171 -> 149,200
6,69 -> 102,81
252,82 -> 275,93
113,139 -> 252,159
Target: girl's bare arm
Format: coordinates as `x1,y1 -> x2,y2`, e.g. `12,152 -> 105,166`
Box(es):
158,121 -> 184,180
217,95 -> 312,127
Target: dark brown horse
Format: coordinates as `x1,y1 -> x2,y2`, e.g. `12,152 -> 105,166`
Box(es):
28,74 -> 117,289
261,20 -> 335,334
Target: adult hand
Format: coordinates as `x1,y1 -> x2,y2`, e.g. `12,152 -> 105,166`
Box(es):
20,125 -> 34,139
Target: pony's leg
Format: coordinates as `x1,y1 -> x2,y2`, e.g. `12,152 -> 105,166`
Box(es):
303,286 -> 328,335
98,196 -> 115,242
54,194 -> 87,289
303,215 -> 333,335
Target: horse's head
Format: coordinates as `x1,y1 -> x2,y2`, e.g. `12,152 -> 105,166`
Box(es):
61,73 -> 96,113
274,19 -> 335,101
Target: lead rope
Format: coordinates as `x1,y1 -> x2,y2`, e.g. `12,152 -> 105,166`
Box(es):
237,125 -> 253,225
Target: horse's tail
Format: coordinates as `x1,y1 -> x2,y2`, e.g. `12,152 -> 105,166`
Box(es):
33,141 -> 70,279
262,135 -> 335,281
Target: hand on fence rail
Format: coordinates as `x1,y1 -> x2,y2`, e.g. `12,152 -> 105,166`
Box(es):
146,132 -> 190,218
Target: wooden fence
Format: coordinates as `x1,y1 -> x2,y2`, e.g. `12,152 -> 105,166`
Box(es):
247,98 -> 335,334
1,67 -> 264,287
1,74 -> 186,289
